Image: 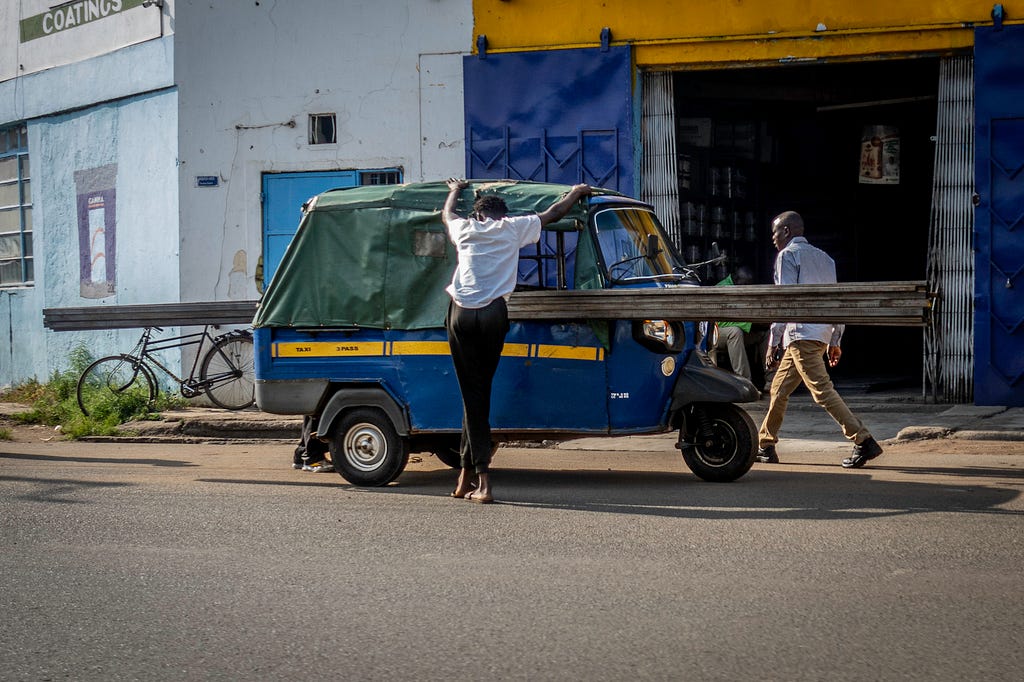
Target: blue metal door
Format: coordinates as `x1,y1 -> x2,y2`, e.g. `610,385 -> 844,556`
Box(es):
975,25 -> 1024,405
262,171 -> 357,289
463,46 -> 634,193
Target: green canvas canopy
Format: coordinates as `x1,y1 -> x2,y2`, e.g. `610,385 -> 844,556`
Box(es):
253,180 -> 616,330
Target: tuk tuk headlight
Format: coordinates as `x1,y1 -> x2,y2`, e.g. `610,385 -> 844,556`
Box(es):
638,319 -> 682,352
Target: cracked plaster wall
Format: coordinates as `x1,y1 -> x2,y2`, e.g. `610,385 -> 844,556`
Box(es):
174,0 -> 471,304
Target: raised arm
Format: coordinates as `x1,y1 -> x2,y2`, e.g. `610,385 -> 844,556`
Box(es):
443,177 -> 469,225
537,184 -> 592,226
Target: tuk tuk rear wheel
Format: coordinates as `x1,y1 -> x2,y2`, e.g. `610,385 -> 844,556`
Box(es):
679,403 -> 756,482
330,408 -> 409,486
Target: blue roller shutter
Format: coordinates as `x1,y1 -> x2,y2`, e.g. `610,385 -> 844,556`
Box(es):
974,25 -> 1024,405
463,46 -> 634,193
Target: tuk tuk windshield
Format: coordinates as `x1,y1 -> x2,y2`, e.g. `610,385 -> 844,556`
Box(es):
593,207 -> 688,283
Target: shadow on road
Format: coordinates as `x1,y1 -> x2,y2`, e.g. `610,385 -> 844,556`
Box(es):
0,451 -> 198,468
769,460 -> 1024,481
0,475 -> 132,504
375,466 -> 1024,520
197,464 -> 1024,521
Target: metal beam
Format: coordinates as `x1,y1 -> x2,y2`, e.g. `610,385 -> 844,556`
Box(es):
43,301 -> 260,331
507,281 -> 933,326
42,280 -> 933,332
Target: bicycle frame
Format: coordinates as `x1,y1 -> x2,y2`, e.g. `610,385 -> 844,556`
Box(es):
78,324 -> 255,417
134,326 -> 237,397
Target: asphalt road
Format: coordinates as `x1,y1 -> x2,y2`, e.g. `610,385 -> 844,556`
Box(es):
2,435 -> 1023,681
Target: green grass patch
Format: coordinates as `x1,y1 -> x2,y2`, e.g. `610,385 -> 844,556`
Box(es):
0,345 -> 185,439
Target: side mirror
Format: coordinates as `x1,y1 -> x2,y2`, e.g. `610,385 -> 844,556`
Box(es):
645,234 -> 661,260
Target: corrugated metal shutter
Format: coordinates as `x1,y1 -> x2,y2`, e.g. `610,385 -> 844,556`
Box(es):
924,55 -> 974,404
640,72 -> 681,251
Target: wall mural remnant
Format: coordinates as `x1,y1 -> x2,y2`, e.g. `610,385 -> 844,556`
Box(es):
74,164 -> 117,298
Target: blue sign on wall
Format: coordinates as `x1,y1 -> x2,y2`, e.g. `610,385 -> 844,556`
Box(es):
463,46 -> 634,194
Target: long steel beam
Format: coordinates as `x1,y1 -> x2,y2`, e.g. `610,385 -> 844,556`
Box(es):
507,281 -> 933,326
43,281 -> 933,332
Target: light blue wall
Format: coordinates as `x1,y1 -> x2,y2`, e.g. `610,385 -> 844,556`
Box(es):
0,36 -> 177,387
1,90 -> 180,386
0,37 -> 174,125
0,288 -> 44,387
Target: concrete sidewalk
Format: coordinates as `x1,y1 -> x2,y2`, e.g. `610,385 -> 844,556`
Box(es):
3,390 -> 1023,445
560,392 -> 1024,453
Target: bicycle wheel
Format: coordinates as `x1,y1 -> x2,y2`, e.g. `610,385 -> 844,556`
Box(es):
200,333 -> 255,410
77,355 -> 157,417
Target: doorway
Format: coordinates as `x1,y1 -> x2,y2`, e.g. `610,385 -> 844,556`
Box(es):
261,168 -> 402,290
666,58 -> 942,389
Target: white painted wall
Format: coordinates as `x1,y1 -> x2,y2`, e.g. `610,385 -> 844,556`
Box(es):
13,0 -> 163,77
173,0 -> 471,303
0,0 -> 472,387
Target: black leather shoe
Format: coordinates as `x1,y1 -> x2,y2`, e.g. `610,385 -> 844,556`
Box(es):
756,445 -> 779,464
842,437 -> 883,469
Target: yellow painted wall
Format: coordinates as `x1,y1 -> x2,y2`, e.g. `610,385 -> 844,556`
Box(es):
472,1 -> 1020,66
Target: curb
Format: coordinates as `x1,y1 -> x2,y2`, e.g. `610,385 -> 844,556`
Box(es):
951,429 -> 1024,442
895,426 -> 954,441
895,425 -> 1024,442
77,435 -> 297,444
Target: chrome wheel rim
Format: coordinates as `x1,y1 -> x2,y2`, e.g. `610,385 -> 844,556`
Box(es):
343,422 -> 387,472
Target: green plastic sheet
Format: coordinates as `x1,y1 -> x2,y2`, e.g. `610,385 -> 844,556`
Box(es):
253,180 -> 608,330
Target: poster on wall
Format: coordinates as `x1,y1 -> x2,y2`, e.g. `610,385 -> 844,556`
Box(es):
859,125 -> 900,185
74,164 -> 117,299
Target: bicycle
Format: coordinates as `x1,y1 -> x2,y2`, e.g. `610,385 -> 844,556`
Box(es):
76,325 -> 256,416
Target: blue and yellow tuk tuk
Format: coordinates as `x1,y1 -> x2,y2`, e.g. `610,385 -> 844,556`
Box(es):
254,180 -> 759,485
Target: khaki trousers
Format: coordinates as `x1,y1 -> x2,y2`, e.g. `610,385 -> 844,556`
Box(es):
758,339 -> 872,448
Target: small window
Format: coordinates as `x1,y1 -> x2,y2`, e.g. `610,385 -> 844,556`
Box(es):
413,230 -> 447,258
308,114 -> 336,145
0,124 -> 32,288
360,170 -> 402,185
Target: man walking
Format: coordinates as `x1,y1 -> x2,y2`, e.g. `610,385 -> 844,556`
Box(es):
442,179 -> 592,502
756,211 -> 884,468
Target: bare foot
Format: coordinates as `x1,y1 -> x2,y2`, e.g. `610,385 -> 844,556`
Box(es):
450,468 -> 477,498
464,489 -> 494,504
465,472 -> 493,503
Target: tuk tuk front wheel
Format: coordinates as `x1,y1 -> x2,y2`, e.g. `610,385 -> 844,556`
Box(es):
679,403 -> 756,482
330,408 -> 409,486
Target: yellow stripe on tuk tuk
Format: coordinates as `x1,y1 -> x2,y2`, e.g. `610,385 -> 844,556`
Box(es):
533,344 -> 605,361
275,340 -> 604,361
390,341 -> 451,356
502,343 -> 530,357
273,341 -> 386,357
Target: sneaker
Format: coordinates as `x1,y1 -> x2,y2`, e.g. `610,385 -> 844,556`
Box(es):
842,437 -> 883,469
292,461 -> 304,470
756,445 -> 779,464
302,460 -> 334,473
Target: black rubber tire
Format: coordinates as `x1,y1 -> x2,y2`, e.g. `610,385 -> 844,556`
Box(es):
200,334 -> 255,410
433,443 -> 462,468
77,355 -> 157,417
680,403 -> 756,482
330,408 -> 409,486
